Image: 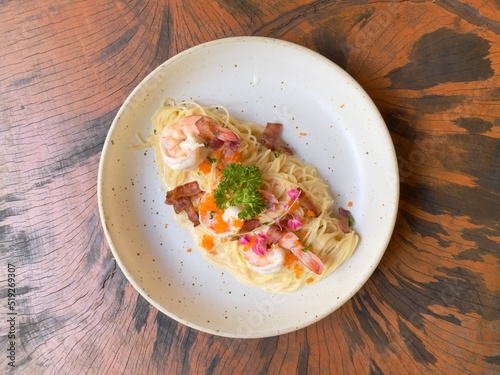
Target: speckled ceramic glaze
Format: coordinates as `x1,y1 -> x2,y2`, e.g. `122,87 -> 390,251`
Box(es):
97,37 -> 399,338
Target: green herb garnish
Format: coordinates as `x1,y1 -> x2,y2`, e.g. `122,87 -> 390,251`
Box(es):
302,243 -> 313,252
214,163 -> 267,220
207,156 -> 218,164
348,215 -> 354,227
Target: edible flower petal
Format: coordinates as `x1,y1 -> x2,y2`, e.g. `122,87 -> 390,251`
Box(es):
239,234 -> 251,246
287,214 -> 303,231
251,233 -> 267,256
287,188 -> 301,201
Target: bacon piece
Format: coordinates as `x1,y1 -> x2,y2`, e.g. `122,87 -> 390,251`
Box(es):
230,219 -> 261,241
194,116 -> 241,164
209,138 -> 224,150
165,181 -> 204,226
194,116 -> 214,140
165,181 -> 202,203
184,205 -> 201,227
260,122 -> 293,155
266,224 -> 284,244
239,219 -> 261,234
195,116 -> 240,145
260,189 -> 279,211
338,207 -> 352,233
223,139 -> 240,155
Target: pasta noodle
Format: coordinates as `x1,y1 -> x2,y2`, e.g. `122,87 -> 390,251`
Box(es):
148,99 -> 359,293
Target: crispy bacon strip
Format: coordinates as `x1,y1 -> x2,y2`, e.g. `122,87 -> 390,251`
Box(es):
229,219 -> 261,241
239,219 -> 261,234
266,224 -> 284,244
338,207 -> 351,233
165,181 -> 204,226
165,181 -> 202,202
260,122 -> 293,155
195,116 -> 241,163
194,116 -> 215,140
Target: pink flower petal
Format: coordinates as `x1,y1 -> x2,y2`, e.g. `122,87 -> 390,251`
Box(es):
239,234 -> 251,246
287,214 -> 303,231
287,188 -> 301,201
251,233 -> 267,256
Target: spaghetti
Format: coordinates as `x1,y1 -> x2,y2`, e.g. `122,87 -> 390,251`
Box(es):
148,99 -> 359,292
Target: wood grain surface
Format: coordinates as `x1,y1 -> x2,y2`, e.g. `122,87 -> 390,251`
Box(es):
1,0 -> 498,374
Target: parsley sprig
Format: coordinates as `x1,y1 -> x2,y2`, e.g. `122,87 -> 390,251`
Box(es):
214,163 -> 267,220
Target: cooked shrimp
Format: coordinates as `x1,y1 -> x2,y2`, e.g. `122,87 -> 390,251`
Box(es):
278,232 -> 324,275
160,115 -> 240,171
198,192 -> 244,237
244,244 -> 285,275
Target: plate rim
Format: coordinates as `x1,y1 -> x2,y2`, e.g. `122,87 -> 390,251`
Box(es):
97,36 -> 400,338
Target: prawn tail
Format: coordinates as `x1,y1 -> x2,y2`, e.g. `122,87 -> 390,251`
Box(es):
290,247 -> 324,275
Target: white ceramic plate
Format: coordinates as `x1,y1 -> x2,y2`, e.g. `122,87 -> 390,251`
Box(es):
98,37 -> 399,338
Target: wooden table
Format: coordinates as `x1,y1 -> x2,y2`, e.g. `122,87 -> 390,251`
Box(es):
1,1 -> 498,374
